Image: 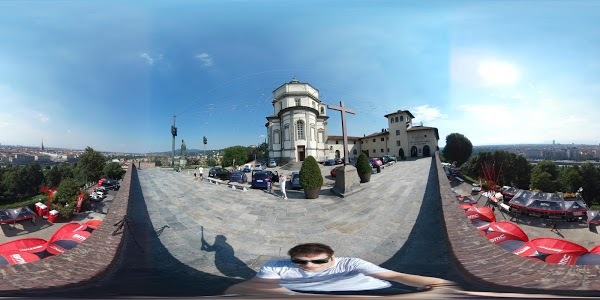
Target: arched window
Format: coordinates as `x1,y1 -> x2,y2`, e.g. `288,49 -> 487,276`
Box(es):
400,116 -> 404,122
320,107 -> 325,114
395,116 -> 399,122
297,120 -> 305,140
353,149 -> 357,155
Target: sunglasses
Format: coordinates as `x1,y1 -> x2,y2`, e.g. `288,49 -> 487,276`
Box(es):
290,256 -> 332,265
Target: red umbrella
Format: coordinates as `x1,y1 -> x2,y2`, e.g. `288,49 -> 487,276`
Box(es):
545,252 -> 583,265
0,238 -> 48,254
589,245 -> 600,254
465,206 -> 496,222
530,238 -> 589,255
83,219 -> 102,230
483,221 -> 529,244
460,203 -> 476,211
0,252 -> 41,265
47,230 -> 91,255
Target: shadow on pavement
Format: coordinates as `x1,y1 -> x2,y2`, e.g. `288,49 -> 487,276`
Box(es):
380,157 -> 465,288
44,166 -> 242,297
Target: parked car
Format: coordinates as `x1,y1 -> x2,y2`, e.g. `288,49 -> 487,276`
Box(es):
253,163 -> 263,171
471,186 -> 482,194
209,167 -> 231,180
290,171 -> 302,189
324,159 -> 336,166
251,170 -> 279,189
379,156 -> 390,164
242,166 -> 252,173
383,155 -> 397,162
330,166 -> 344,177
334,158 -> 343,165
229,171 -> 248,183
370,158 -> 383,167
268,160 -> 277,168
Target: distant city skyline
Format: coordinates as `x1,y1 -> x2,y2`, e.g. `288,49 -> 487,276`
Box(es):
1,1 -> 599,153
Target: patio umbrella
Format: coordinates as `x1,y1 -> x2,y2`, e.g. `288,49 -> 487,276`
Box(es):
575,253 -> 600,265
0,252 -> 41,265
0,238 -> 48,255
82,219 -> 102,231
545,252 -> 584,265
465,206 -> 496,222
47,230 -> 91,255
483,221 -> 529,244
460,203 -> 476,211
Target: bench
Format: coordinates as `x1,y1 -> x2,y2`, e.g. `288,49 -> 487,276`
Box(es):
228,182 -> 252,191
206,177 -> 226,185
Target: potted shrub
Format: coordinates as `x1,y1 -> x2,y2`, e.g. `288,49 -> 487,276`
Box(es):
299,156 -> 323,199
356,152 -> 372,183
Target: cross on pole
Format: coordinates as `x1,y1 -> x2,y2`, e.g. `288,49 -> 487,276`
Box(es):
327,101 -> 356,165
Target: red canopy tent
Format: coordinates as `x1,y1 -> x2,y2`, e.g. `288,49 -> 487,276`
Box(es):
587,210 -> 600,225
460,203 -> 476,211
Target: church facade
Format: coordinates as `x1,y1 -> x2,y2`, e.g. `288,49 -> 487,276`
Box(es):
266,80 -> 439,163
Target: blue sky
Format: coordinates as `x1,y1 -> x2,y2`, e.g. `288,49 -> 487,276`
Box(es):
1,0 -> 599,153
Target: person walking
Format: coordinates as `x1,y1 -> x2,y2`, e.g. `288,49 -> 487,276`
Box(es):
194,167 -> 198,180
279,173 -> 288,199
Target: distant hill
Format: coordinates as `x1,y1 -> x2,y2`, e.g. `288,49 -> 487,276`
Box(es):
148,148 -> 217,156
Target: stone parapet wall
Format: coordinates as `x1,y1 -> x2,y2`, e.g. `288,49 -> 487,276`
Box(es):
435,152 -> 600,295
0,163 -> 133,295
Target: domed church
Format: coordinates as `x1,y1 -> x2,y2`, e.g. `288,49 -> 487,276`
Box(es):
266,79 -> 439,164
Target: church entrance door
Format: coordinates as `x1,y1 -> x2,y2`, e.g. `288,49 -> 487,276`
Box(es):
423,145 -> 431,157
297,146 -> 305,161
410,146 -> 418,157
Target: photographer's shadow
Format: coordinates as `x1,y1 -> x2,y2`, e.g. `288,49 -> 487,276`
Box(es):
201,234 -> 256,280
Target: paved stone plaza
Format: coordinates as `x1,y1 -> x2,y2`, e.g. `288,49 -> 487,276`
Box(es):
52,157 -> 455,297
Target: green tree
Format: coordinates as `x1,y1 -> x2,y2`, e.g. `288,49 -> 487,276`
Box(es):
580,163 -> 600,206
45,166 -> 62,187
559,166 -> 583,193
530,171 -> 557,192
103,162 -> 126,180
222,146 -> 249,168
299,156 -> 323,189
54,177 -> 82,220
530,160 -> 560,192
23,163 -> 44,196
464,150 -> 531,189
442,133 -> 473,167
355,152 -> 372,175
75,147 -> 106,184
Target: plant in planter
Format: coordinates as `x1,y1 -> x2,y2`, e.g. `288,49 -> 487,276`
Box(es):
356,152 -> 372,183
299,155 -> 323,199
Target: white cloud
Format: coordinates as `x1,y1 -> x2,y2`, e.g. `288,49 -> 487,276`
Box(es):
36,112 -> 49,123
139,52 -> 154,65
195,52 -> 213,67
411,105 -> 447,123
478,60 -> 520,86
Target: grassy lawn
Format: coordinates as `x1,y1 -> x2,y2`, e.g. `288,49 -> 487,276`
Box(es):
0,193 -> 45,209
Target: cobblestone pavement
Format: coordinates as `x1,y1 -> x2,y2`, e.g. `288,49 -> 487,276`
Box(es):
52,157 -> 455,297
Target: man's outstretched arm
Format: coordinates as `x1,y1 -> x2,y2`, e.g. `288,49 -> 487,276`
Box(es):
223,277 -> 299,295
368,270 -> 457,289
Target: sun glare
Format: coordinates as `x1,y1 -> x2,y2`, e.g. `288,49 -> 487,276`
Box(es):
478,60 -> 520,86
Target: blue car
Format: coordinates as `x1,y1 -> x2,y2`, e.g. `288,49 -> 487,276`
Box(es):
251,170 -> 278,189
229,171 -> 248,183
324,159 -> 335,166
242,166 -> 252,173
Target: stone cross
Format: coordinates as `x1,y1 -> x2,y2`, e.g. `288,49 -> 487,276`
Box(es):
327,101 -> 356,165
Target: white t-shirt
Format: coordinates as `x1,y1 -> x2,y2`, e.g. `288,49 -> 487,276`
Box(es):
256,257 -> 391,291
198,167 -> 203,174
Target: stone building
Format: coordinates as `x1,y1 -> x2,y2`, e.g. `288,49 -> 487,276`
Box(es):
266,80 -> 439,163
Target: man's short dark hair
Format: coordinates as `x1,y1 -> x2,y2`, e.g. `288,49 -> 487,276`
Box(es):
288,243 -> 334,257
